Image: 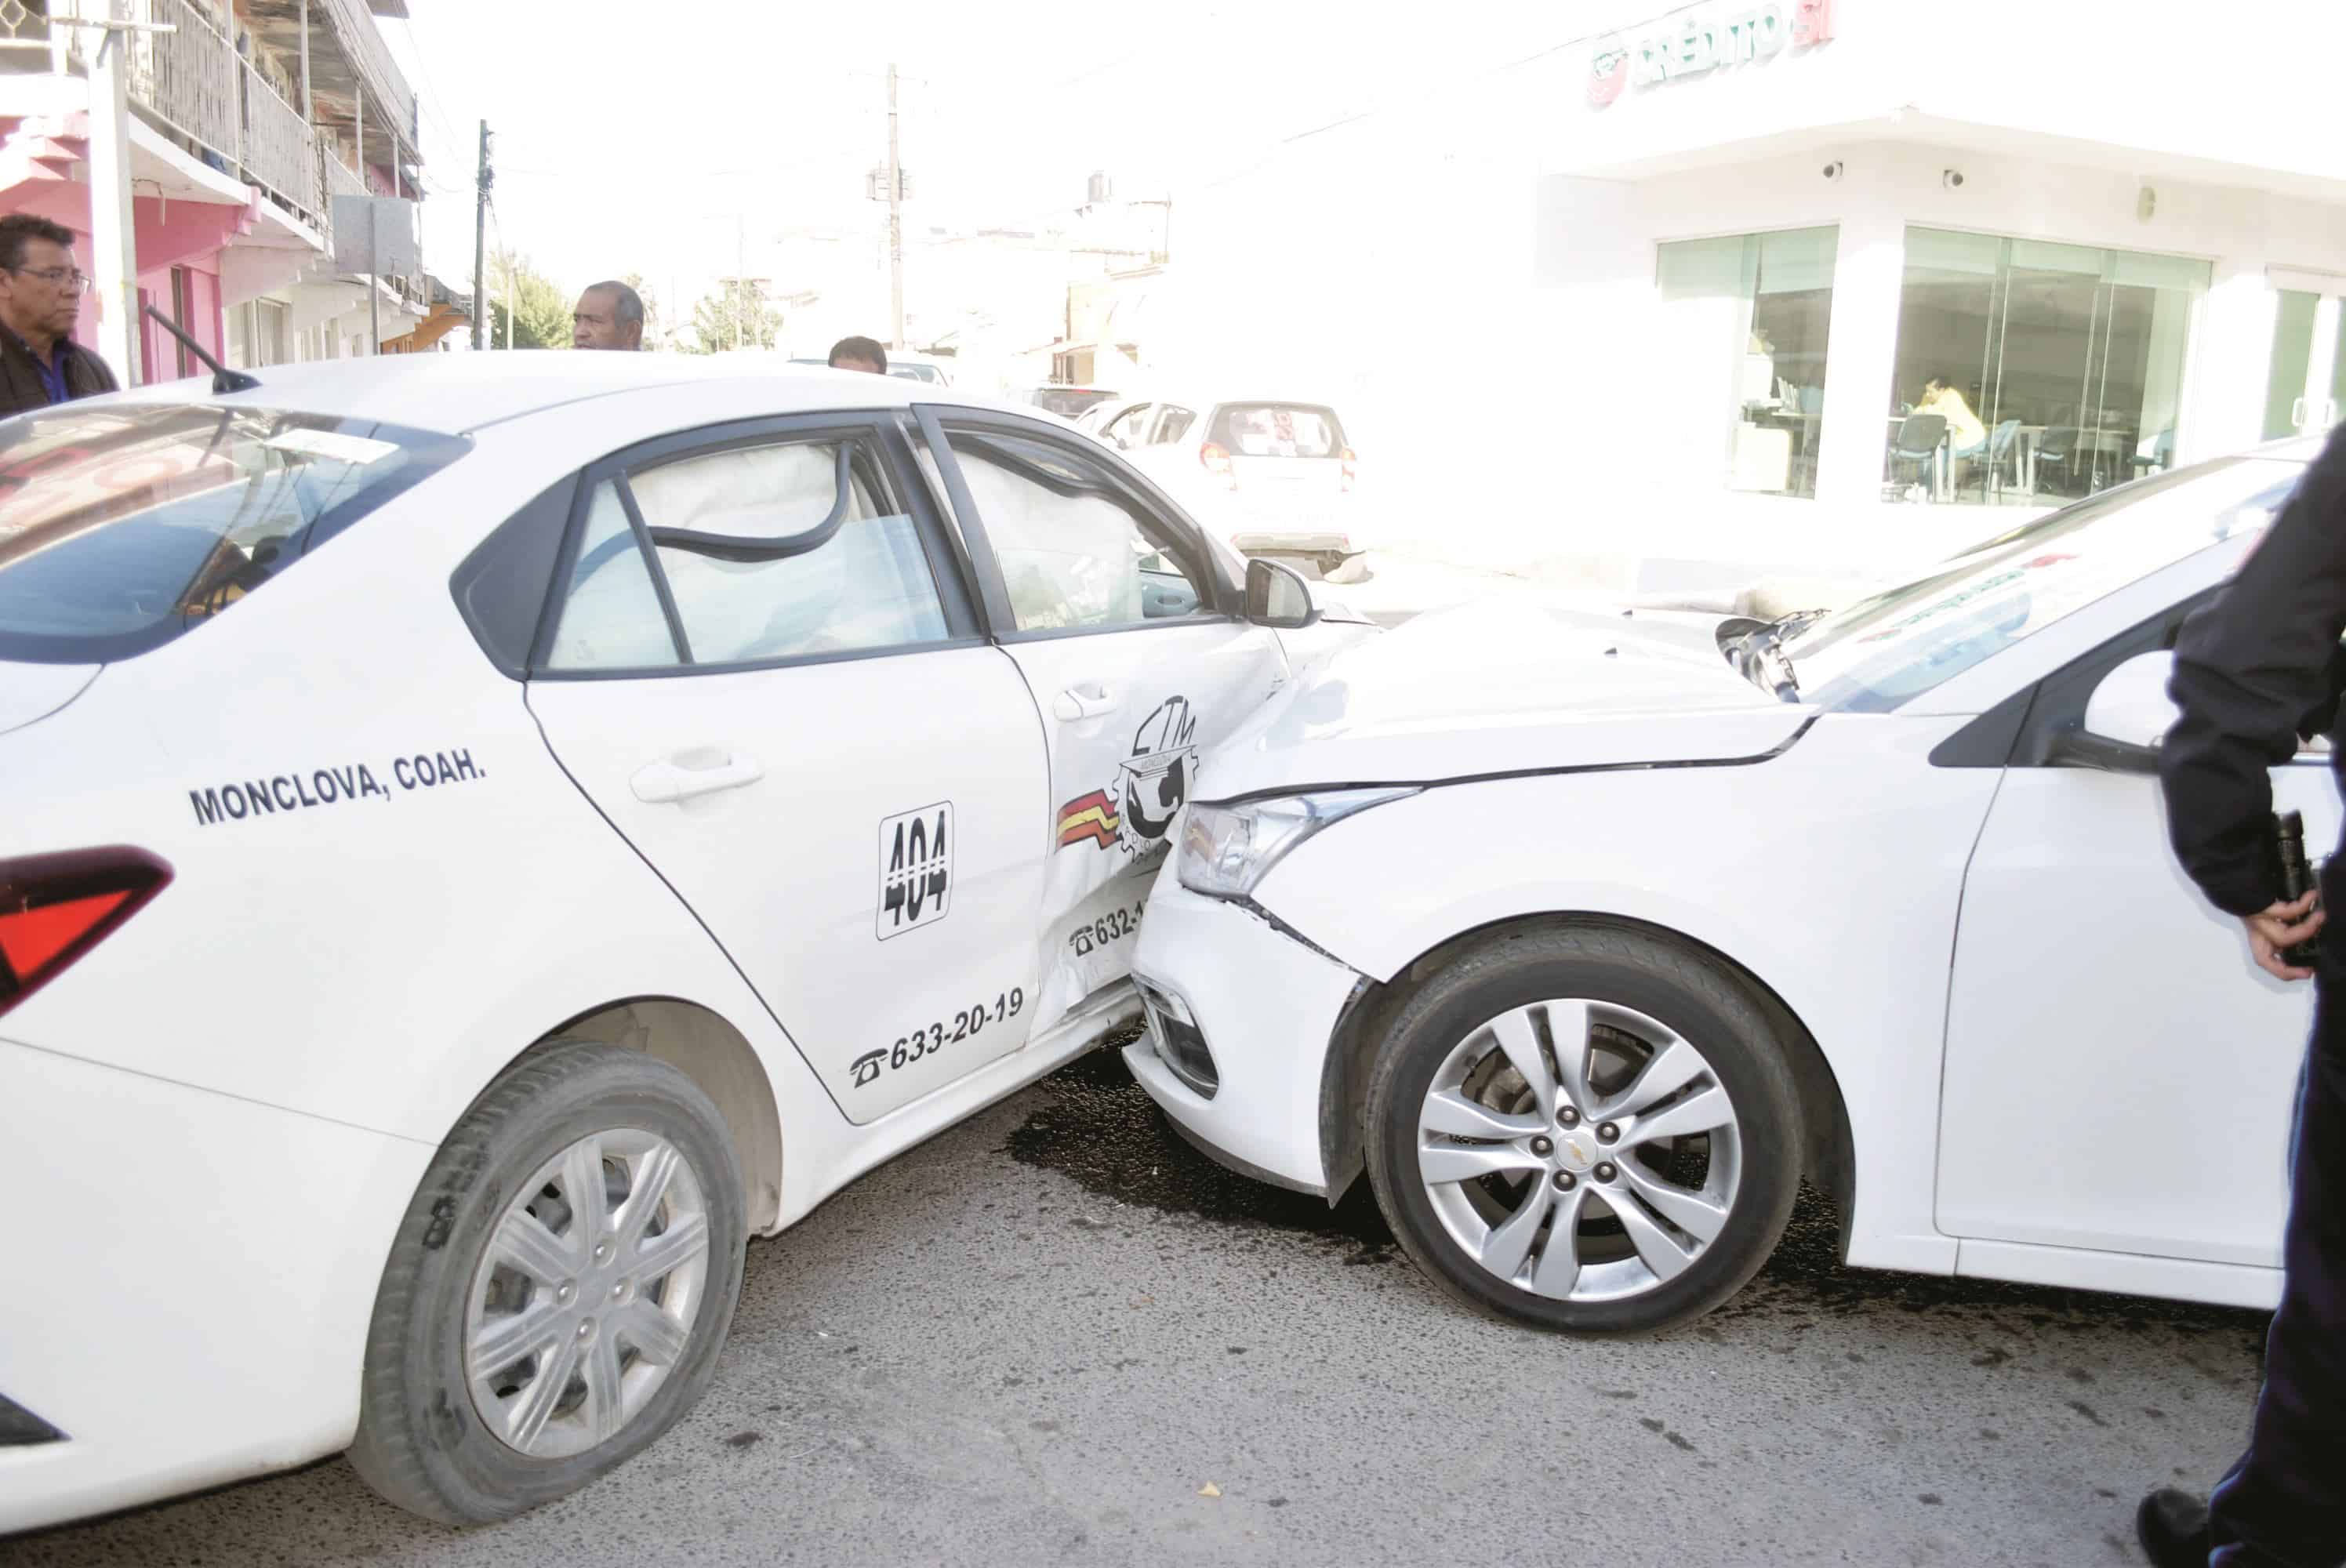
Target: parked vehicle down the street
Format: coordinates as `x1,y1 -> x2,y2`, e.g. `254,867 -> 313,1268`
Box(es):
1090,394 -> 1364,579
785,353 -> 953,386
1016,384 -> 1121,422
1128,441 -> 2322,1334
0,354 -> 1374,1534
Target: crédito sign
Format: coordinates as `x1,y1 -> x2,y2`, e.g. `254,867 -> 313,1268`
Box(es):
1589,0 -> 1835,106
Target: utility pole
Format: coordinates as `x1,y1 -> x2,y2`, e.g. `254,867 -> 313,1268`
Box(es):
886,61 -> 903,349
472,121 -> 491,351
85,1 -> 137,385
368,198 -> 380,357
504,253 -> 516,350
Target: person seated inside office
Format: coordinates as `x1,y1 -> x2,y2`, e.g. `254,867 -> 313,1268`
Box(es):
1915,372 -> 1989,482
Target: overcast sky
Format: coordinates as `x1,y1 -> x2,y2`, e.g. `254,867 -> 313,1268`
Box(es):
378,2 -> 1578,323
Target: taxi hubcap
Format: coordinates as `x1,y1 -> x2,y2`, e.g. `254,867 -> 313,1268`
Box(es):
463,1129 -> 710,1458
1413,999 -> 1741,1303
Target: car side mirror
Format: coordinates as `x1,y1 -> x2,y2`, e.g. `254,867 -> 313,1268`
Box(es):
1245,557 -> 1319,630
2052,650 -> 2177,775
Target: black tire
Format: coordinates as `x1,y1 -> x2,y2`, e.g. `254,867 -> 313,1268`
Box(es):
347,1040 -> 746,1525
1364,924 -> 1800,1334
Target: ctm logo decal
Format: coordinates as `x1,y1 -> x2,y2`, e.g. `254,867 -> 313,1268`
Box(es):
1055,695 -> 1200,856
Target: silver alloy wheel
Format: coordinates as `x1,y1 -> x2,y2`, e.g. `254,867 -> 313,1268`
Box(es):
1415,998 -> 1741,1303
463,1128 -> 712,1458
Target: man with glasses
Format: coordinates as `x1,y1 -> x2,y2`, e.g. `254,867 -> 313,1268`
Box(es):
0,215 -> 118,419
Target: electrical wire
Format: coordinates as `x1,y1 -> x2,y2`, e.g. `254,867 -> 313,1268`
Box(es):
391,18 -> 467,169
1175,14 -> 1672,195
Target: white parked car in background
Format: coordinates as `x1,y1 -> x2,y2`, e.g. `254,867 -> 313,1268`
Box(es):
0,355 -> 1368,1533
1090,394 -> 1363,579
1015,384 -> 1122,423
784,351 -> 954,386
1128,441 -> 2325,1334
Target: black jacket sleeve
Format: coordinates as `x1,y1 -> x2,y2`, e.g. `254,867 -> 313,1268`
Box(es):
2160,426 -> 2346,916
64,342 -> 118,400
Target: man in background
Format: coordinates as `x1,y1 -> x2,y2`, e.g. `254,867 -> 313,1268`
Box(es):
572,281 -> 645,350
828,336 -> 887,375
0,214 -> 118,418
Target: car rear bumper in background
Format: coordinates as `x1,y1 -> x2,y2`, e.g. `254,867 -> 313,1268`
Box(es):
0,1040 -> 433,1535
1126,883 -> 1364,1197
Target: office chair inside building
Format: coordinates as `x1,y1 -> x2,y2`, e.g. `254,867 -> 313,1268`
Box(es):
2036,426 -> 2081,495
1887,412 -> 1948,499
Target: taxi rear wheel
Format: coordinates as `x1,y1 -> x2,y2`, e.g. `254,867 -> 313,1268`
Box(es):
347,1040 -> 746,1526
1363,924 -> 1802,1335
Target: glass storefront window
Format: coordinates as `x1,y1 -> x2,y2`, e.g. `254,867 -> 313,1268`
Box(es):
2261,284 -> 2346,441
1656,226 -> 1838,499
1887,228 -> 2210,507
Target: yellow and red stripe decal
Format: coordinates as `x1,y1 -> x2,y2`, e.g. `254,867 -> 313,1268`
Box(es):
1056,789 -> 1120,849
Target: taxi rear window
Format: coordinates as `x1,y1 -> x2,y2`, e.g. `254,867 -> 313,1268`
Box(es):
1208,402 -> 1346,459
0,403 -> 466,664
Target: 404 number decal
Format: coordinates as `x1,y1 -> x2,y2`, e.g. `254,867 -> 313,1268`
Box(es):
878,802 -> 952,939
851,989 -> 1024,1089
1068,898 -> 1146,957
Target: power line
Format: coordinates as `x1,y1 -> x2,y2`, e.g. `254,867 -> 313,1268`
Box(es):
393,19 -> 465,163
491,147 -> 867,183
1178,20 -> 1631,197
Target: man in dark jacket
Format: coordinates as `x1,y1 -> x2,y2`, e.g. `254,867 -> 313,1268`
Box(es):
2148,423 -> 2346,1567
0,214 -> 119,419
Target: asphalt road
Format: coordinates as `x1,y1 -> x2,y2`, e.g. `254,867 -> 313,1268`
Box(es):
5,1044 -> 2268,1568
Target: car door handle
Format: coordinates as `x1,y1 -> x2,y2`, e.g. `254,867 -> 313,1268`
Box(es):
1052,684 -> 1117,722
630,753 -> 764,804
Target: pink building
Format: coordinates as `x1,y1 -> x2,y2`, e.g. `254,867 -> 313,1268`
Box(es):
0,0 -> 439,383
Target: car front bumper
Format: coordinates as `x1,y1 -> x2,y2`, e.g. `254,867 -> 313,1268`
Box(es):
1126,882 -> 1365,1197
0,1040 -> 432,1535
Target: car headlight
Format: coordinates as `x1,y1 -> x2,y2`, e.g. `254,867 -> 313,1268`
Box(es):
1176,787 -> 1420,900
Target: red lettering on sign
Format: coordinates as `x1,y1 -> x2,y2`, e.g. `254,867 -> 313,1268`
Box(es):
1793,0 -> 1836,48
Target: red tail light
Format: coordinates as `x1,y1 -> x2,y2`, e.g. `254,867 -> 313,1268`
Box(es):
1200,441 -> 1236,488
1340,446 -> 1357,492
0,848 -> 172,1019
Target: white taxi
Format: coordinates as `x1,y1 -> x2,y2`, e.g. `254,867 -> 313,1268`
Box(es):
0,354 -> 1366,1531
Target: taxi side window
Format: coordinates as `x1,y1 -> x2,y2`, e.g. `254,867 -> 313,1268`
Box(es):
942,430 -> 1212,633
545,436 -> 950,671
546,483 -> 675,670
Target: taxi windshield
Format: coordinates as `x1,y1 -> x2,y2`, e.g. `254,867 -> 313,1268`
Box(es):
1785,456 -> 2307,712
0,402 -> 467,664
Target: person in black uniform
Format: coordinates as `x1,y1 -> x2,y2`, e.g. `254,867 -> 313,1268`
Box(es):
2148,423 -> 2346,1567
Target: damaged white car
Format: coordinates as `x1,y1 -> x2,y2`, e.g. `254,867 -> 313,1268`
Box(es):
1129,442 -> 2323,1334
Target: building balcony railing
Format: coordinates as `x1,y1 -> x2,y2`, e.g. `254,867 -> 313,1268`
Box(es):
322,143 -> 368,204
310,0 -> 416,149
5,0 -> 427,308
